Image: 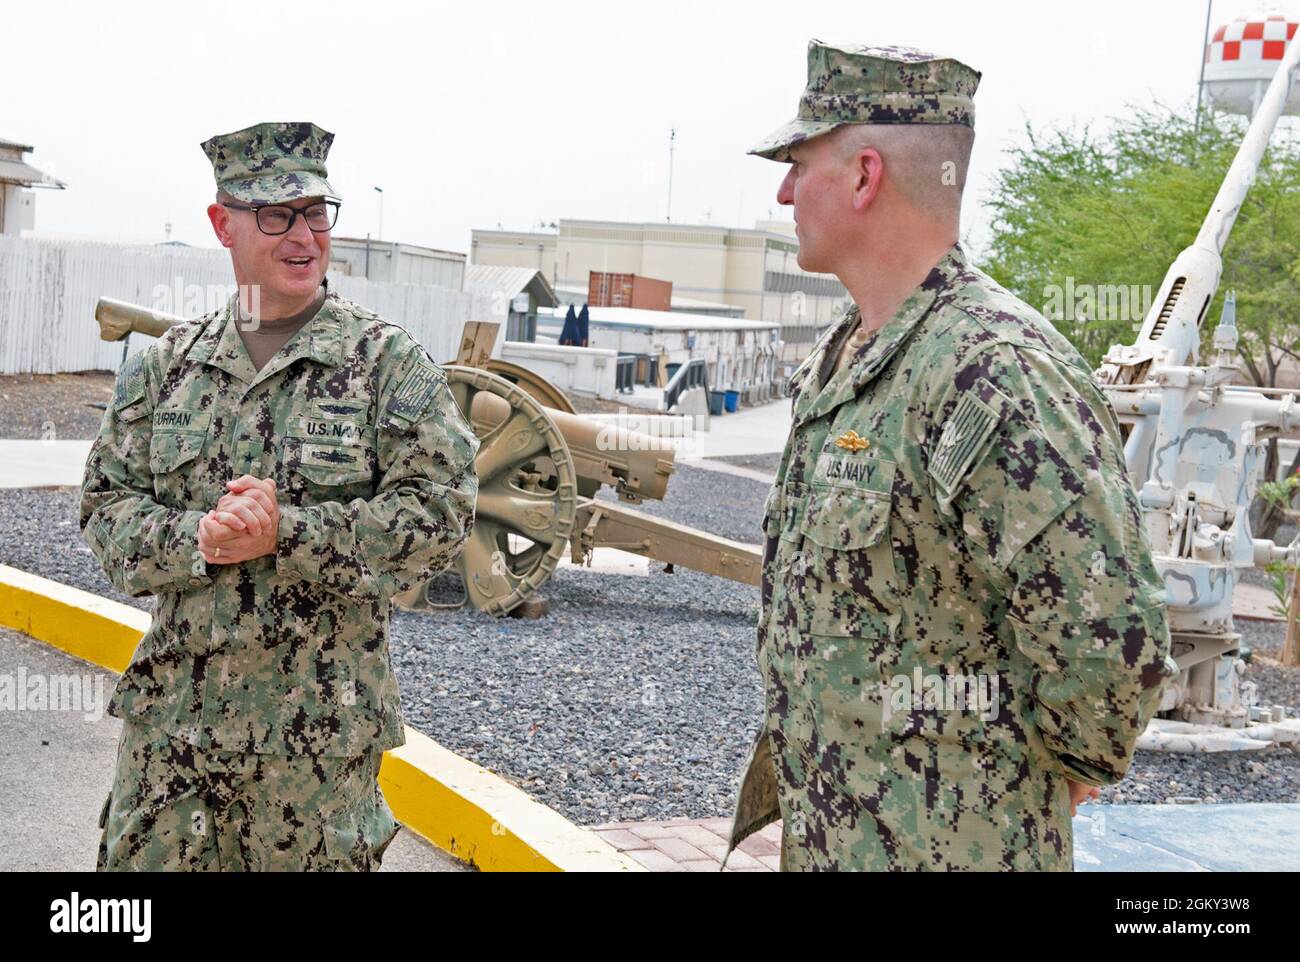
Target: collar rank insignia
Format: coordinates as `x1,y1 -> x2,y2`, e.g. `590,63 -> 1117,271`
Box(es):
834,430 -> 870,452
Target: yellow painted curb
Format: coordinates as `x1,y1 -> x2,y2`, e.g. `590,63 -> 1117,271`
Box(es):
0,563 -> 644,873
381,731 -> 642,871
0,564 -> 147,674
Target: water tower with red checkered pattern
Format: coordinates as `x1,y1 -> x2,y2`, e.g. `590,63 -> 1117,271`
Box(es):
1203,11 -> 1300,116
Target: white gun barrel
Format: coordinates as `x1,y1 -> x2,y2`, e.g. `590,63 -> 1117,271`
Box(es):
1130,35 -> 1300,367
1197,35 -> 1300,255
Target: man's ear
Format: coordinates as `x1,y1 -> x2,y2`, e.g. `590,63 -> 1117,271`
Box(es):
850,147 -> 885,212
207,203 -> 234,249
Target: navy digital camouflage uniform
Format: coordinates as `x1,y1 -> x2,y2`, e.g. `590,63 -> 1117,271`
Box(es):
82,122 -> 479,870
727,43 -> 1176,871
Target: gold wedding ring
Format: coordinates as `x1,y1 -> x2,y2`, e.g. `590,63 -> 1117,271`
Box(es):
214,547 -> 221,558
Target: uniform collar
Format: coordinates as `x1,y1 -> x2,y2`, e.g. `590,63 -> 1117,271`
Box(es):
189,281 -> 344,386
793,243 -> 968,428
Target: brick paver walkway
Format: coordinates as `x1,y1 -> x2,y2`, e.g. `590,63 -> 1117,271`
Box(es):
1233,582 -> 1284,621
593,817 -> 780,871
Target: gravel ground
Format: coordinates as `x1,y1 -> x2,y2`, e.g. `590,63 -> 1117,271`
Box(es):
594,464 -> 765,546
0,373 -> 116,442
713,452 -> 782,476
565,394 -> 641,416
3,473 -> 1298,825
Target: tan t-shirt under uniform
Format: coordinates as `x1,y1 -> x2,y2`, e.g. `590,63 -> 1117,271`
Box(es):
235,287 -> 326,372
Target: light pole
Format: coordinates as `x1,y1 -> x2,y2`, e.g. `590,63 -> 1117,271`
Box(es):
666,128 -> 675,223
374,186 -> 384,241
1195,0 -> 1214,136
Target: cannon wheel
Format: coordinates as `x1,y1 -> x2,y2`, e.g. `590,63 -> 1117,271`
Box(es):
434,365 -> 578,616
484,358 -> 577,415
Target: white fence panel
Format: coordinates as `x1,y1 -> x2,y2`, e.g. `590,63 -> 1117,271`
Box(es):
0,236 -> 498,374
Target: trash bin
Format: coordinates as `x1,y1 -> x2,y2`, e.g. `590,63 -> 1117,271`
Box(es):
709,391 -> 726,416
724,390 -> 740,413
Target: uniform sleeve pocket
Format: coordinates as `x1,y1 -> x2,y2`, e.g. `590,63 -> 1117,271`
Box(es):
936,377 -> 1086,570
115,400 -> 151,424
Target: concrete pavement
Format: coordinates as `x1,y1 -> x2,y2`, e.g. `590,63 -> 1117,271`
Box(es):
0,440 -> 94,489
0,625 -> 465,872
672,399 -> 791,461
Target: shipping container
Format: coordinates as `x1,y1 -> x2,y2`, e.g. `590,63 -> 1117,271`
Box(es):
587,271 -> 672,312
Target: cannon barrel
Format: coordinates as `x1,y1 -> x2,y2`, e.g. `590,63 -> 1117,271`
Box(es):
95,297 -> 183,341
468,391 -> 674,503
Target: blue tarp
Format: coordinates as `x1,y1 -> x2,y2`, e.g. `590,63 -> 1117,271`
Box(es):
576,305 -> 590,346
559,305 -> 580,346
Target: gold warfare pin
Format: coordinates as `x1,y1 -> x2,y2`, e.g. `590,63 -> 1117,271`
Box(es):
834,430 -> 870,452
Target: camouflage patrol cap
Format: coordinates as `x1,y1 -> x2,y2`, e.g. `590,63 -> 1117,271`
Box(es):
750,40 -> 981,162
200,121 -> 339,203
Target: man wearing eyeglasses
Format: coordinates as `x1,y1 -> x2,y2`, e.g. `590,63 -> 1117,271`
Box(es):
81,121 -> 479,871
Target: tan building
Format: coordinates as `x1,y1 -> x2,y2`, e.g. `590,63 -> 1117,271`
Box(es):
470,218 -> 847,363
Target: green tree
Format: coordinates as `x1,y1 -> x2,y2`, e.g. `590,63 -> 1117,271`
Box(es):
982,104 -> 1300,538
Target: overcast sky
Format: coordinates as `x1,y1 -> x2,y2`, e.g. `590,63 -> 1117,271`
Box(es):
4,0 -> 1279,260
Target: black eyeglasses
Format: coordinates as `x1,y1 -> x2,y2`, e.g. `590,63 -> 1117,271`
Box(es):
221,199 -> 341,236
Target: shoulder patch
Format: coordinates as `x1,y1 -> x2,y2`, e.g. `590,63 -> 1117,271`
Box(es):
929,390 -> 1001,496
386,357 -> 446,423
113,351 -> 148,410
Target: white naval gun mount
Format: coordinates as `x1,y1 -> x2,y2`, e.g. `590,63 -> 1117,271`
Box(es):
1094,31 -> 1300,751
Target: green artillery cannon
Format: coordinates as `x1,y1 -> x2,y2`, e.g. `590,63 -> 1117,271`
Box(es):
94,297 -> 761,617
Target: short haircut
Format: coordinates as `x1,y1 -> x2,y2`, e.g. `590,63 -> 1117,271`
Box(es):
832,123 -> 974,223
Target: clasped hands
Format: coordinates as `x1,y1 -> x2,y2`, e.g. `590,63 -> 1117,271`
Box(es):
197,475 -> 280,565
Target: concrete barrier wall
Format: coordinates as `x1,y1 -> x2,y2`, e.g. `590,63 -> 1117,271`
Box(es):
500,341 -> 618,399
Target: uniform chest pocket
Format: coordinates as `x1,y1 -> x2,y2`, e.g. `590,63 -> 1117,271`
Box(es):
149,431 -> 205,474
148,407 -> 212,474
148,428 -> 211,508
801,483 -> 891,550
289,438 -> 373,486
795,483 -> 901,636
284,411 -> 375,493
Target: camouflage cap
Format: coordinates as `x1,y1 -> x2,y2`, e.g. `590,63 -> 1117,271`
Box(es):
200,121 -> 339,203
749,40 -> 981,162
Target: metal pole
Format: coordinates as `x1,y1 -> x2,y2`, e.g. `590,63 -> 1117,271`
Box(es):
374,186 -> 384,241
666,128 -> 675,223
1195,0 -> 1213,136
